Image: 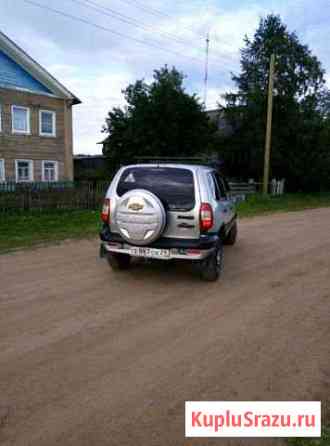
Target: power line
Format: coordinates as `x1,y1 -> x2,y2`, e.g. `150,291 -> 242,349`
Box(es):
65,0 -> 192,47
114,0 -> 238,65
112,0 -> 236,66
21,0 -> 233,106
115,0 -> 207,39
22,0 -> 203,65
22,0 -> 230,75
64,0 -> 233,68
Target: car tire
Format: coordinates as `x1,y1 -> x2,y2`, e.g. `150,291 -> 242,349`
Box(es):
224,220 -> 237,245
107,252 -> 131,270
198,241 -> 224,282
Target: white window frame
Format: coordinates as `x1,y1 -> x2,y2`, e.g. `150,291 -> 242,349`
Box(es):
15,159 -> 33,183
39,110 -> 56,137
0,159 -> 5,182
12,105 -> 31,135
42,160 -> 58,182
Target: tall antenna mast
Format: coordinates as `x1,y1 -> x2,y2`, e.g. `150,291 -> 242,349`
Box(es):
203,32 -> 210,106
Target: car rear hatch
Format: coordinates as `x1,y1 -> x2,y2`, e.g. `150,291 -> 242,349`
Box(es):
115,165 -> 200,240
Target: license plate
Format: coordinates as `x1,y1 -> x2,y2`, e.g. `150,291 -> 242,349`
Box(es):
129,247 -> 170,259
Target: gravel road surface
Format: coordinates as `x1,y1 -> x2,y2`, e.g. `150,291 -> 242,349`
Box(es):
0,208 -> 329,446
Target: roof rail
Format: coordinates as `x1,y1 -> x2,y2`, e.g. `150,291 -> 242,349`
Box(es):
134,156 -> 223,166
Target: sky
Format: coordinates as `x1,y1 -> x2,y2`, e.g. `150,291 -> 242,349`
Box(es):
1,0 -> 330,154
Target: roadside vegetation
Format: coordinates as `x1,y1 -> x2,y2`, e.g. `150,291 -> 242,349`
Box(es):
101,15 -> 330,193
237,193 -> 330,217
1,193 -> 330,253
0,210 -> 100,253
217,14 -> 330,193
287,426 -> 330,446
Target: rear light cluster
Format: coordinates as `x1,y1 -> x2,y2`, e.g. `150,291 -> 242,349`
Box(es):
199,202 -> 213,231
101,198 -> 111,223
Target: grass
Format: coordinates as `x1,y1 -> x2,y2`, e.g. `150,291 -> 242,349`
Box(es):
237,193 -> 330,218
1,193 -> 330,253
287,426 -> 330,446
0,209 -> 101,253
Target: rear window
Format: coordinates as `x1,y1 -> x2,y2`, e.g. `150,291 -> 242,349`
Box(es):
117,167 -> 195,211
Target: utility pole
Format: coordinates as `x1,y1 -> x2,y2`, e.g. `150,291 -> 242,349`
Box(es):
203,32 -> 210,105
263,53 -> 275,195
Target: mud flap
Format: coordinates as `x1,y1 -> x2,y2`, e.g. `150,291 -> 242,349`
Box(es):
99,244 -> 106,258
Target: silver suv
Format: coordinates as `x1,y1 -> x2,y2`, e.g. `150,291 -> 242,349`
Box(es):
99,162 -> 237,281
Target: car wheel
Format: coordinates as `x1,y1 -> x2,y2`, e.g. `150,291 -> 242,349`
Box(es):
198,241 -> 224,282
107,252 -> 131,270
224,221 -> 237,245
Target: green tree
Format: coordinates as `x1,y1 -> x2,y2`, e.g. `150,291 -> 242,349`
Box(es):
102,66 -> 217,172
219,14 -> 330,191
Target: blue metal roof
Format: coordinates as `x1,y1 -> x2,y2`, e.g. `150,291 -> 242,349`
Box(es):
0,49 -> 52,94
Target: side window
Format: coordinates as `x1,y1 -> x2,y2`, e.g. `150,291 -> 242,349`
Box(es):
15,160 -> 33,182
212,176 -> 221,200
39,110 -> 56,137
42,160 -> 58,182
12,106 -> 30,134
214,173 -> 227,198
208,173 -> 222,200
0,159 -> 5,182
222,177 -> 230,193
207,173 -> 218,200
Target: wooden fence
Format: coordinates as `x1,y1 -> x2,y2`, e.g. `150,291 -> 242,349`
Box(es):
229,179 -> 285,200
229,181 -> 257,196
0,181 -> 109,213
0,178 -> 285,214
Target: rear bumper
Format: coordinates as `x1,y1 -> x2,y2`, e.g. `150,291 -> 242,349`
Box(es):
99,225 -> 218,260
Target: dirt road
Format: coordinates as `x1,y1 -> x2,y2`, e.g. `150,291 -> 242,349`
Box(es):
0,208 -> 329,446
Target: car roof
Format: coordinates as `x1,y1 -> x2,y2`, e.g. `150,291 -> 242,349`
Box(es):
122,163 -> 214,173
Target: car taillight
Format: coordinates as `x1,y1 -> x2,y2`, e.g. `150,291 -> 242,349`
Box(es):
101,198 -> 110,224
200,202 -> 213,231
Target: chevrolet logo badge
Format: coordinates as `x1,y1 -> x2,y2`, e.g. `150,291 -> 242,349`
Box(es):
128,202 -> 144,211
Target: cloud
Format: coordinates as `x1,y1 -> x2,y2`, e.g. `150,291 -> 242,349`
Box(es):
68,72 -> 135,152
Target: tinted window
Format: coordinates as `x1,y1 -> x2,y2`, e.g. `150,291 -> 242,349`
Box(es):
117,167 -> 195,211
207,173 -> 217,200
222,177 -> 230,192
214,173 -> 227,198
209,173 -> 220,200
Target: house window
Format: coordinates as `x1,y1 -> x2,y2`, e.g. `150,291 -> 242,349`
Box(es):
0,104 -> 2,132
39,110 -> 56,137
0,159 -> 5,182
42,160 -> 58,182
15,160 -> 33,182
12,106 -> 30,134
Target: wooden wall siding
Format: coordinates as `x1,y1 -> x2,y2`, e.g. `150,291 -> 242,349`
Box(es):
0,49 -> 52,94
63,102 -> 73,180
0,88 -> 73,180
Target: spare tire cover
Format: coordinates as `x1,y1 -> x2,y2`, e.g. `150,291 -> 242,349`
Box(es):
115,189 -> 166,245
